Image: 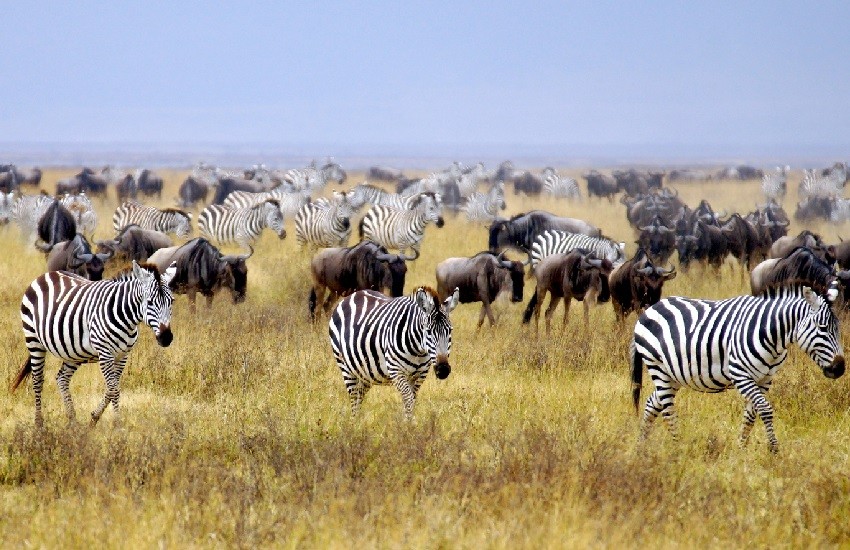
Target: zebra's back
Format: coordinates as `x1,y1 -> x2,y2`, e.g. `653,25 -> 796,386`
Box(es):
531,230 -> 624,269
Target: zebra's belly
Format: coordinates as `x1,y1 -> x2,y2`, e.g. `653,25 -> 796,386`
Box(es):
346,351 -> 431,386
646,353 -> 734,392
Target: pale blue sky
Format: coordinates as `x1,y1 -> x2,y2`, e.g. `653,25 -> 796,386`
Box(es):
2,1 -> 848,160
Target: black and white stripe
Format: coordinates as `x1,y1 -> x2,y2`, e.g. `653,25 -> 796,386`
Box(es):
11,193 -> 54,238
198,200 -> 285,249
222,185 -> 311,219
328,287 -> 459,418
15,262 -> 177,426
543,174 -> 581,199
631,283 -> 845,453
530,230 -> 626,270
462,182 -> 505,223
113,201 -> 192,237
295,191 -> 356,247
359,192 -> 444,259
60,192 -> 98,236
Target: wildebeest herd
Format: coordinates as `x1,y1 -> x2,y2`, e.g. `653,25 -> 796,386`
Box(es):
2,159 -> 849,453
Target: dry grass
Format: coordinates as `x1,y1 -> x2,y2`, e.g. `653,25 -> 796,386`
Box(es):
1,168 -> 849,548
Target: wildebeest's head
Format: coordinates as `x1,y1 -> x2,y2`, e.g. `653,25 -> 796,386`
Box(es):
634,258 -> 677,308
497,253 -> 525,302
220,248 -> 252,303
375,251 -> 409,297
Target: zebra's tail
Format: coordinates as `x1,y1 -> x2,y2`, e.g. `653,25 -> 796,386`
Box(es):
357,217 -> 366,240
521,291 -> 538,324
11,356 -> 31,392
629,339 -> 642,415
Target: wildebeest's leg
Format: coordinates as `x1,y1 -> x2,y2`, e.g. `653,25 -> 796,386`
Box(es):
391,371 -> 417,420
205,292 -> 215,308
56,362 -> 80,423
477,304 -> 488,329
187,290 -> 198,314
323,291 -> 339,315
310,284 -> 327,321
545,295 -> 562,334
735,377 -> 778,452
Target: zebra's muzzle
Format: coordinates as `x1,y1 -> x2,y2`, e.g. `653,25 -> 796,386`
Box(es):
434,358 -> 451,379
156,326 -> 173,347
824,356 -> 845,379
278,228 -> 287,239
435,217 -> 445,228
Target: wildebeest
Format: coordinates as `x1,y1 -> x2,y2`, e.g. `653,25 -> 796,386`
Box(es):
769,230 -> 832,261
750,247 -> 850,296
435,252 -> 525,328
637,215 -> 677,265
308,240 -> 409,320
368,166 -> 405,182
148,238 -> 251,311
177,176 -> 210,208
488,211 -> 601,262
583,170 -> 618,201
136,169 -> 164,199
521,249 -> 613,331
115,174 -> 138,203
212,176 -> 265,205
95,224 -> 174,263
722,213 -> 762,270
676,219 -> 728,272
1,165 -> 41,191
36,200 -> 77,252
45,234 -> 112,281
609,248 -> 676,321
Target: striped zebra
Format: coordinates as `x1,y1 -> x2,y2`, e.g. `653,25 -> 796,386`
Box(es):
631,283 -> 845,453
295,191 -> 356,248
285,161 -> 347,191
13,261 -> 177,427
198,200 -> 285,249
462,182 -> 505,224
113,201 -> 192,237
222,184 -> 311,220
60,192 -> 98,236
761,166 -> 788,202
329,286 -> 459,418
359,192 -> 444,259
530,230 -> 626,271
344,182 -> 420,211
1,191 -> 16,225
543,173 -> 581,199
11,193 -> 54,239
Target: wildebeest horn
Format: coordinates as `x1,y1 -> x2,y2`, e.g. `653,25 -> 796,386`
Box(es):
237,245 -> 254,261
588,258 -> 603,268
95,252 -> 112,261
500,260 -> 514,269
656,263 -> 676,275
637,266 -> 654,275
839,235 -> 845,243
716,209 -> 727,218
658,226 -> 673,233
836,270 -> 850,281
375,252 -> 394,262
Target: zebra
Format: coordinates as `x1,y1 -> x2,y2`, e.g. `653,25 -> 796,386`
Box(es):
461,181 -> 506,224
530,230 -> 626,271
761,167 -> 788,202
198,199 -> 285,250
113,201 -> 193,237
631,282 -> 845,453
11,193 -> 54,240
359,192 -> 444,260
294,191 -> 356,248
342,182 -> 420,211
13,261 -> 177,427
543,173 -> 581,199
329,286 -> 460,418
0,191 -> 16,225
60,192 -> 98,236
222,184 -> 311,220
285,161 -> 347,191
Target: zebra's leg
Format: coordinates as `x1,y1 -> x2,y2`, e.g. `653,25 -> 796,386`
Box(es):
391,372 -> 417,420
639,384 -> 679,442
29,350 -> 47,428
56,362 -> 79,423
91,355 -> 127,426
343,375 -> 368,416
737,378 -> 777,451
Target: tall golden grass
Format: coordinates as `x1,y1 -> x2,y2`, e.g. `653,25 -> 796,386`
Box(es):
0,168 -> 849,547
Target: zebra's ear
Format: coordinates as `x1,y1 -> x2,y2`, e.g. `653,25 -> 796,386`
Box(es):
162,262 -> 177,286
443,287 -> 460,314
803,286 -> 819,310
414,287 -> 435,315
131,260 -> 146,280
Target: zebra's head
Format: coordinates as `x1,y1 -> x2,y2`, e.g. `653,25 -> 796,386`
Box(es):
413,192 -> 445,228
797,284 -> 845,379
414,286 -> 459,380
133,261 -> 177,348
262,199 -> 286,239
168,209 -> 192,237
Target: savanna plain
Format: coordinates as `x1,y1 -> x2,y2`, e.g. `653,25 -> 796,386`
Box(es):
1,167 -> 850,548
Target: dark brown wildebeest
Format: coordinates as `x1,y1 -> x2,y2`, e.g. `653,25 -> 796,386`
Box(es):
115,174 -> 138,203
676,219 -> 728,272
521,249 -> 613,332
95,224 -> 174,263
178,176 -> 210,208
769,230 -> 831,260
488,210 -> 600,262
722,213 -> 761,270
435,251 -> 525,328
637,214 -> 676,265
609,248 -> 676,321
368,166 -> 405,182
212,176 -> 265,205
750,247 -> 850,296
613,169 -> 650,196
309,240 -> 409,320
136,169 -> 164,199
45,234 -> 112,281
148,238 -> 251,312
36,200 -> 76,252
583,170 -> 618,201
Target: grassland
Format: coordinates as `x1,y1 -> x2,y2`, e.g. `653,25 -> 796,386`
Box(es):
1,168 -> 849,548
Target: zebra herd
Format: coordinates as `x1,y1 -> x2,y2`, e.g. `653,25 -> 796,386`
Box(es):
6,162 -> 849,457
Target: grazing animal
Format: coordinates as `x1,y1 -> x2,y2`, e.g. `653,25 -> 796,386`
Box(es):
213,176 -> 266,205
329,287 -> 459,419
436,252 -> 525,327
462,182 -> 506,223
36,200 -> 77,252
135,169 -> 164,199
749,247 -> 848,296
10,193 -> 54,240
0,191 -> 16,224
637,215 -> 677,265
676,220 -> 728,272
59,192 -> 98,237
177,176 -> 209,208
359,192 -> 444,259
522,249 -> 613,331
286,161 -> 347,190
115,174 -> 138,203
149,238 -> 251,311
295,191 -> 356,248
45,234 -> 112,281
309,241 -> 409,319
223,184 -> 311,220
530,230 -> 625,272
488,211 -> 601,262
198,200 -> 285,250
583,171 -> 618,201
609,249 -> 677,321
631,283 -> 844,453
95,224 -> 174,263
769,230 -> 831,260
13,261 -> 177,427
113,202 -> 192,238
543,173 -> 580,199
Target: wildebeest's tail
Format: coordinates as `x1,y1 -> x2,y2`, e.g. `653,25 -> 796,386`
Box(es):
308,288 -> 318,320
521,291 -> 538,324
11,356 -> 32,392
630,338 -> 642,414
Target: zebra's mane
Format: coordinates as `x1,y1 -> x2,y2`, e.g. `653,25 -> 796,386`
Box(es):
161,207 -> 190,216
257,198 -> 280,208
114,223 -> 143,239
758,281 -> 820,300
416,285 -> 440,302
113,262 -> 163,284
